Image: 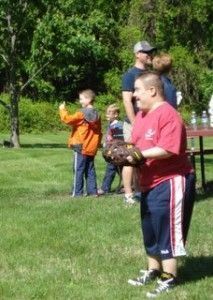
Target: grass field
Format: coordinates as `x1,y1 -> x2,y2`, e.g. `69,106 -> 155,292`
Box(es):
0,132 -> 213,300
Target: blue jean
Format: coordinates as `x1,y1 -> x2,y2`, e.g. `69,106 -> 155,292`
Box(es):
101,162 -> 121,193
72,151 -> 97,196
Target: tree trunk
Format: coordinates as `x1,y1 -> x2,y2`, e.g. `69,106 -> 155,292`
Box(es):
10,89 -> 20,148
6,11 -> 21,148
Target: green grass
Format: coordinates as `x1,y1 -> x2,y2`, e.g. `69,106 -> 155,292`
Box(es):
0,132 -> 213,300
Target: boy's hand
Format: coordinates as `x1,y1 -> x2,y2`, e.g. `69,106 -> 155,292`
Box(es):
59,102 -> 66,110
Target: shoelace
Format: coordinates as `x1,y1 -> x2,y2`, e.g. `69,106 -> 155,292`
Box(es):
138,270 -> 152,283
125,196 -> 135,204
127,194 -> 136,200
155,279 -> 172,293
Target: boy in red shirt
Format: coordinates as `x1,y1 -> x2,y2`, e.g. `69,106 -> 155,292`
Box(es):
59,89 -> 102,197
127,72 -> 195,297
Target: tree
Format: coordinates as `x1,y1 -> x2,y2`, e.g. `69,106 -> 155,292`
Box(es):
0,1 -> 125,147
118,0 -> 213,107
27,5 -> 119,99
0,0 -> 212,143
0,0 -> 46,147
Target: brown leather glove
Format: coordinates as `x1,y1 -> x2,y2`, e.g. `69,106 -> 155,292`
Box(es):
102,140 -> 145,166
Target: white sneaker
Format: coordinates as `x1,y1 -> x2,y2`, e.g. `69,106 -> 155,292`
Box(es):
97,188 -> 105,195
146,277 -> 177,298
124,194 -> 136,205
128,269 -> 161,286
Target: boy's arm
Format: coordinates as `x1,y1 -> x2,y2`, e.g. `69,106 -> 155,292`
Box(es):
59,102 -> 84,125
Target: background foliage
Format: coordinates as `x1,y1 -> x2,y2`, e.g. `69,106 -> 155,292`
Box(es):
0,93 -> 122,133
0,0 -> 212,133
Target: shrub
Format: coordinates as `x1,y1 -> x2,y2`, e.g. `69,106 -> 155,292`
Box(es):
0,94 -> 66,133
169,46 -> 209,112
103,68 -> 122,97
0,106 -> 10,132
0,93 -> 125,134
178,104 -> 192,125
95,93 -> 125,125
19,99 -> 63,133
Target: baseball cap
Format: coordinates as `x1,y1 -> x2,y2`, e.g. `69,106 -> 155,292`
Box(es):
133,41 -> 156,53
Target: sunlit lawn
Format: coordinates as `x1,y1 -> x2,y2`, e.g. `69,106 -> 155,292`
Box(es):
0,132 -> 212,299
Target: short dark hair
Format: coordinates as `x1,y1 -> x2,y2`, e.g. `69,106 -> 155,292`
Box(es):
136,71 -> 164,97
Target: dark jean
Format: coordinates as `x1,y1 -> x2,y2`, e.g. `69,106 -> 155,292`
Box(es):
72,151 -> 97,196
101,162 -> 121,193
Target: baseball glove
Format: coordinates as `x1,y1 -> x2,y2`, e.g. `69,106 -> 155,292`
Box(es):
102,140 -> 145,166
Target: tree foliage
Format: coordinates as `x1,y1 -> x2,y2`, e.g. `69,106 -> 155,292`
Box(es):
0,0 -> 212,143
0,0 -> 47,146
0,0 -> 212,104
29,9 -> 117,99
118,0 -> 212,107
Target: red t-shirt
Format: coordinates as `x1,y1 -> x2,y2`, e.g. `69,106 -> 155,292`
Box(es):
132,102 -> 193,191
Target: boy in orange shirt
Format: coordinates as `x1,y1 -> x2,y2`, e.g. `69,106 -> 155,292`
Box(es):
59,89 -> 102,197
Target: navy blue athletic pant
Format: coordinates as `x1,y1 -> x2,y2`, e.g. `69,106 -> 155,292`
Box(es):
140,173 -> 195,259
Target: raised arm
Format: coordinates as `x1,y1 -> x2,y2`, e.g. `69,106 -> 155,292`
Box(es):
59,102 -> 83,125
